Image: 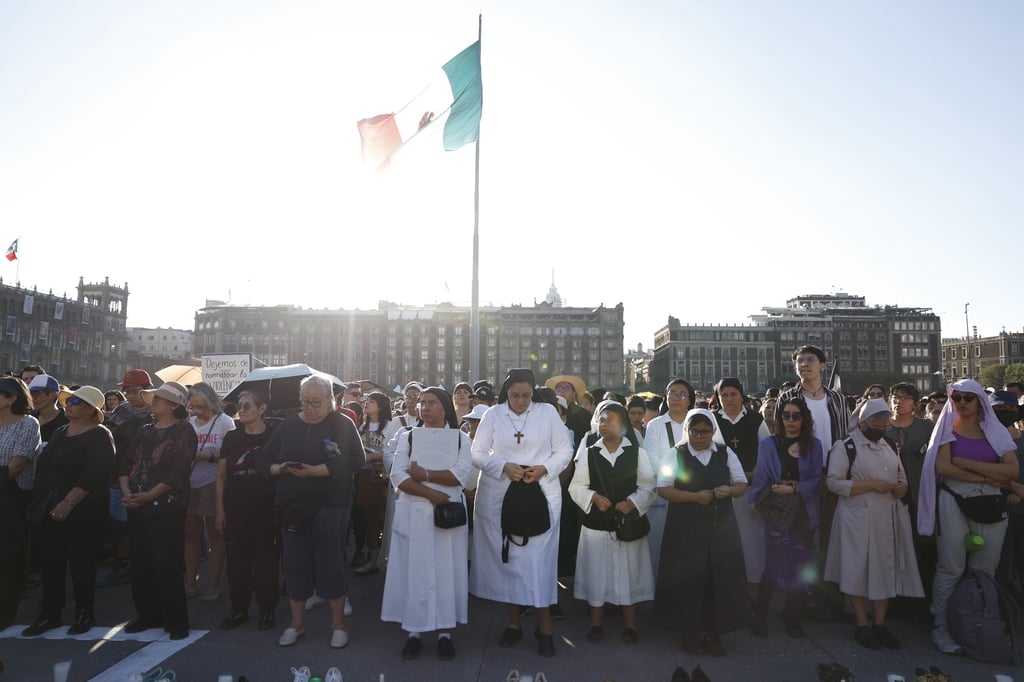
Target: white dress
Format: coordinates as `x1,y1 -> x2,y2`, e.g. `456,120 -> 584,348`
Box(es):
469,401 -> 573,607
570,436 -> 656,606
640,413 -> 685,580
380,427 -> 474,632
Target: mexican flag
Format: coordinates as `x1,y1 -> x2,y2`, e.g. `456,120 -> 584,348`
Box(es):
5,239 -> 17,262
357,41 -> 482,171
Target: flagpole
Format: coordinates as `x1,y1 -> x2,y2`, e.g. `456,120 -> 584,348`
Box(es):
469,13 -> 482,382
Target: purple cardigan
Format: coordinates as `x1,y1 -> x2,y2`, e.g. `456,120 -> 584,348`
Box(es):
747,435 -> 824,531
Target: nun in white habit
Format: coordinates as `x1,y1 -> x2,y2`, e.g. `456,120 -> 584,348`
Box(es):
469,368 -> 573,657
569,400 -> 656,643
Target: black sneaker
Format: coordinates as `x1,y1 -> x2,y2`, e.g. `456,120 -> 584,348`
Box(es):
854,625 -> 882,649
220,611 -> 249,630
872,623 -> 902,649
437,635 -> 455,660
21,616 -> 61,637
401,636 -> 422,659
68,608 -> 95,635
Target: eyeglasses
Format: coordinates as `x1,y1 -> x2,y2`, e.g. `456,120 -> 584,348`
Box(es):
951,393 -> 976,404
781,412 -> 803,421
300,399 -> 324,408
688,428 -> 713,437
554,383 -> 574,393
890,394 -> 914,403
237,402 -> 257,411
668,391 -> 689,400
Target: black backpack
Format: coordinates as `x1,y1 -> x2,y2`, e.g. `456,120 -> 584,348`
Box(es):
500,471 -> 550,563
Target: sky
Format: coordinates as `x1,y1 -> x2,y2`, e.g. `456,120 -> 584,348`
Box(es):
2,0 -> 1021,352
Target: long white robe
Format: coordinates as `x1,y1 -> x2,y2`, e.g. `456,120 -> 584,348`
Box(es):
381,427 -> 474,632
469,401 -> 573,606
570,436 -> 656,606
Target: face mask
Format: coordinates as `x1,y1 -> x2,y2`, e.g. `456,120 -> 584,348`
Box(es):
863,426 -> 886,442
995,410 -> 1019,427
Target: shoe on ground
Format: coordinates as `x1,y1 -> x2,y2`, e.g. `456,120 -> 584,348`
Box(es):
330,628 -> 349,648
201,588 -> 221,602
401,635 -> 422,659
437,635 -> 456,660
621,627 -> 638,644
184,583 -> 201,599
68,608 -> 95,635
872,623 -> 901,649
586,624 -> 603,642
854,625 -> 882,649
220,611 -> 249,630
168,628 -> 189,640
257,610 -> 275,630
21,615 -> 62,637
931,625 -> 963,655
691,665 -> 711,682
344,600 -> 353,617
703,634 -> 725,657
325,667 -> 342,682
291,666 -> 311,682
123,618 -> 160,634
671,666 -> 692,682
305,594 -> 325,611
498,625 -> 522,647
534,628 -> 556,657
279,626 -> 305,646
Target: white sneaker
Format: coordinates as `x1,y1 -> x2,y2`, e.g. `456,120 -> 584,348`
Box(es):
931,625 -> 963,654
325,667 -> 342,682
304,594 -> 325,611
279,627 -> 305,646
344,599 -> 353,617
290,666 -> 311,682
330,629 -> 349,649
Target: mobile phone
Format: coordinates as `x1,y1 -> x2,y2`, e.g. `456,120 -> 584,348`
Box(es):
284,461 -> 303,469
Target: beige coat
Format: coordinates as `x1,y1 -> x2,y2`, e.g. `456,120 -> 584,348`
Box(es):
823,429 -> 924,600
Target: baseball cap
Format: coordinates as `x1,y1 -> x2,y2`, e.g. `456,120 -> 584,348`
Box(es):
117,369 -> 153,388
28,374 -> 60,392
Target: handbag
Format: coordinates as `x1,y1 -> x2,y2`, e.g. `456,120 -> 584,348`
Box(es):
754,482 -> 802,529
434,499 -> 467,529
589,447 -> 650,542
500,471 -> 551,563
941,484 -> 1006,524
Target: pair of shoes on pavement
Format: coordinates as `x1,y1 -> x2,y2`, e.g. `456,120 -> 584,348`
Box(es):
504,671 -> 548,682
854,624 -> 901,650
671,665 -> 711,682
291,666 -> 342,682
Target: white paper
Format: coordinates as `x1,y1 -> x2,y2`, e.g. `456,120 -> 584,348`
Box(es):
408,427 -> 462,470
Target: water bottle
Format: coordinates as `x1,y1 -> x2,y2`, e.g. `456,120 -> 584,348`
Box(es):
965,533 -> 985,552
324,438 -> 341,460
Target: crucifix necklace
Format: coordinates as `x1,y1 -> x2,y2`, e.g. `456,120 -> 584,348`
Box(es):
507,411 -> 530,444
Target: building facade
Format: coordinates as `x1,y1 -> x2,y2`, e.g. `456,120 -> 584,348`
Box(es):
0,276 -> 130,387
193,294 -> 625,392
127,327 -> 193,360
651,293 -> 942,394
941,331 -> 1024,383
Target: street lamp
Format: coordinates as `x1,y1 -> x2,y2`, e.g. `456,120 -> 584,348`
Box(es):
964,303 -> 972,380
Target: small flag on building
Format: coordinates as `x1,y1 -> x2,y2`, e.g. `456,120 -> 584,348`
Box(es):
357,41 -> 482,171
5,239 -> 18,261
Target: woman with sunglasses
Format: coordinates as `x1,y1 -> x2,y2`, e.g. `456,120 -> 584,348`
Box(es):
0,376 -> 41,628
747,397 -> 823,638
918,379 -> 1020,654
21,387 -> 113,636
654,408 -> 750,657
216,390 -> 279,631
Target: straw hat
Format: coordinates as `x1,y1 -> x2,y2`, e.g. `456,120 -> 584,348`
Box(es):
141,381 -> 188,407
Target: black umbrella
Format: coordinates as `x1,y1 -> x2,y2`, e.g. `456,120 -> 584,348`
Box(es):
223,363 -> 346,412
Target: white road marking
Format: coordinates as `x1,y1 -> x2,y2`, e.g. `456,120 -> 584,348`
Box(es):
0,625 -> 208,681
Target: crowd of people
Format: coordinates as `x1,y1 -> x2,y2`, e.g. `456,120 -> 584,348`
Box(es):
2,347 -> 1023,668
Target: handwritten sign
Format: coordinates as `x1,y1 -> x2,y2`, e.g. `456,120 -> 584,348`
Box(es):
201,353 -> 253,397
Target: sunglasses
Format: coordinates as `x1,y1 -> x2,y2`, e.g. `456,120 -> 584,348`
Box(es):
781,412 -> 803,421
67,396 -> 87,406
951,394 -> 976,404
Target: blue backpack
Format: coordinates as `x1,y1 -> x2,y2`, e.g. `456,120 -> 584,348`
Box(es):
947,569 -> 1022,664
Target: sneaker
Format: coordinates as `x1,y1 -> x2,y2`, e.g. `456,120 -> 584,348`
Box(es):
201,588 -> 221,602
279,627 -> 305,646
931,625 -> 963,654
325,667 -> 342,682
305,594 -> 326,611
330,629 -> 349,648
291,666 -> 311,682
872,623 -> 901,649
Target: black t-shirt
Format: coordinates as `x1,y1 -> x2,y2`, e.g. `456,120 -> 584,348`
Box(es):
39,408 -> 70,446
33,425 -> 115,515
220,423 -> 276,505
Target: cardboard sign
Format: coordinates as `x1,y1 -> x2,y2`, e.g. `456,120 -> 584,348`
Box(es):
202,353 -> 253,396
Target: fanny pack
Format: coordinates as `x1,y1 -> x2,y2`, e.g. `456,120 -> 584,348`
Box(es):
942,484 -> 1006,524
